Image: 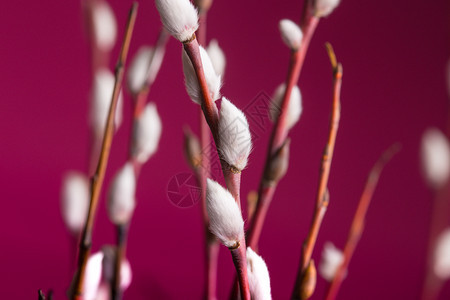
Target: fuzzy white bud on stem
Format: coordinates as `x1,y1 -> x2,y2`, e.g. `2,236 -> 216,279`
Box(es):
434,228 -> 450,280
421,128 -> 450,190
279,19 -> 303,50
132,102 -> 162,164
218,97 -> 252,172
313,0 -> 340,17
108,163 -> 136,225
155,0 -> 198,42
61,172 -> 89,234
127,46 -> 164,94
206,39 -> 226,76
270,84 -> 302,131
319,242 -> 344,281
182,46 -> 222,104
246,247 -> 272,300
92,0 -> 117,51
90,68 -> 123,138
206,179 -> 244,248
83,251 -> 104,300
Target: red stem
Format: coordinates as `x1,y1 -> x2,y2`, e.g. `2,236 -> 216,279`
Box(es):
324,144 -> 400,300
71,4 -> 138,298
246,16 -> 319,250
230,241 -> 251,300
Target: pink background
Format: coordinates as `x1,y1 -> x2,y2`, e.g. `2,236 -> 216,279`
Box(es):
0,0 -> 449,299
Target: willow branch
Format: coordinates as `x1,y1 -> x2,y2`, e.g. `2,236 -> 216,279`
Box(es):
70,4 -> 138,299
246,14 -> 319,251
324,144 -> 401,300
291,43 -> 343,300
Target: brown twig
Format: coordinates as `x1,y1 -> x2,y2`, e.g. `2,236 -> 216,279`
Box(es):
70,4 -> 138,299
291,43 -> 342,300
111,224 -> 128,300
246,13 -> 319,250
324,144 -> 401,300
230,240 -> 251,300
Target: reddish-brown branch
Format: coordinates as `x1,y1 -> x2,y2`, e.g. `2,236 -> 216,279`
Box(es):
70,4 -> 138,299
246,16 -> 319,251
230,240 -> 251,300
291,44 -> 342,300
183,38 -> 219,137
324,144 -> 400,300
111,224 -> 127,300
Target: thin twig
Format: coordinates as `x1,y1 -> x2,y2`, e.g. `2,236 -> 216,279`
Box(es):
291,43 -> 343,300
111,224 -> 128,300
70,4 -> 138,299
324,144 -> 401,300
246,13 -> 320,250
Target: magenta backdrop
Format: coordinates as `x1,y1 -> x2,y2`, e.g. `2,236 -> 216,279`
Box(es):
0,0 -> 449,299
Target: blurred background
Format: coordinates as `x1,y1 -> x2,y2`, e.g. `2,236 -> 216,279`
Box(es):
0,0 -> 449,298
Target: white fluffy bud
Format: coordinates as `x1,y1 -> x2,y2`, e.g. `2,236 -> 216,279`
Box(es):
84,251 -> 104,300
314,0 -> 340,17
206,39 -> 226,76
269,84 -> 302,130
90,68 -> 123,137
206,179 -> 244,248
434,228 -> 450,280
132,103 -> 162,164
279,19 -> 303,50
218,97 -> 252,171
108,163 -> 136,225
61,172 -> 89,233
155,0 -> 198,42
127,46 -> 164,94
319,242 -> 344,281
421,128 -> 450,189
92,1 -> 117,51
182,46 -> 222,104
247,247 -> 272,300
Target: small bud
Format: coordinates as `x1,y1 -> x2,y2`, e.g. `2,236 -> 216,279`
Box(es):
183,126 -> 202,170
194,0 -> 213,13
92,0 -> 117,51
182,46 -> 222,104
270,84 -> 302,131
206,39 -> 226,76
90,68 -> 123,138
206,179 -> 244,248
246,247 -> 272,300
61,172 -> 89,233
127,46 -> 164,95
313,0 -> 340,17
434,228 -> 450,280
108,163 -> 136,225
247,190 -> 258,220
132,102 -> 162,164
279,19 -> 303,50
264,139 -> 290,185
299,260 -> 317,300
218,97 -> 252,172
155,0 -> 199,42
319,242 -> 344,281
421,128 -> 450,189
84,251 -> 104,300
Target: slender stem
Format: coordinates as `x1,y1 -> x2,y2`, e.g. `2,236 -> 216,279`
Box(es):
324,144 -> 400,300
183,38 -> 219,137
111,224 -> 127,300
71,4 -> 138,299
246,16 -> 319,250
230,241 -> 251,300
291,44 -> 343,300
